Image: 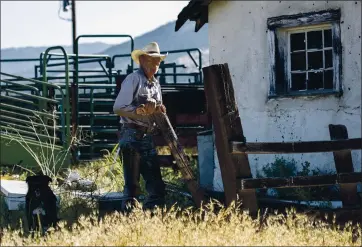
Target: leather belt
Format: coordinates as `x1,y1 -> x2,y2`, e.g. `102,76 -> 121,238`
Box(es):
122,123 -> 149,133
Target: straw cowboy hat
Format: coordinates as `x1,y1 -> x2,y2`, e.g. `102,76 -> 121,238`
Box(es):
131,42 -> 168,65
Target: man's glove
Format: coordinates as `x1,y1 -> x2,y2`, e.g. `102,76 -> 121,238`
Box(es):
154,104 -> 166,114
136,103 -> 166,115
135,104 -> 147,115
144,98 -> 157,114
135,98 -> 157,116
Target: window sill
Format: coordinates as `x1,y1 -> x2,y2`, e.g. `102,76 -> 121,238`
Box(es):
268,90 -> 342,99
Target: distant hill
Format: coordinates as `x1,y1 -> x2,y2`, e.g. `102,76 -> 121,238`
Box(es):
1,42 -> 111,58
1,20 -> 209,79
1,42 -> 112,78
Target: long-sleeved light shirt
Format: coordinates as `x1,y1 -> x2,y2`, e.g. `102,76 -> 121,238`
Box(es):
113,69 -> 163,127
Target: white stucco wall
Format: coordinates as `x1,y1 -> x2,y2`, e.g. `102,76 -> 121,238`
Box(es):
207,1 -> 361,191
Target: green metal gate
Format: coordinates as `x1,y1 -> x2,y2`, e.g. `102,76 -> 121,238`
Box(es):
0,46 -> 71,172
1,35 -> 208,165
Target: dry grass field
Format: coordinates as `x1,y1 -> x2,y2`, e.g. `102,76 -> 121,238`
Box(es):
0,149 -> 360,246
1,200 -> 361,246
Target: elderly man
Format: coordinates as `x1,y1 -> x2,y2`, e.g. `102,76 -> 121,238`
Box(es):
113,42 -> 168,210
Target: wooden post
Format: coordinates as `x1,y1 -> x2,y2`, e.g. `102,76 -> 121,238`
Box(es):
202,63 -> 258,213
329,124 -> 359,207
152,113 -> 206,208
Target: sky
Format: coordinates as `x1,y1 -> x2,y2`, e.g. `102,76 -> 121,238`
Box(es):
0,1 -> 189,49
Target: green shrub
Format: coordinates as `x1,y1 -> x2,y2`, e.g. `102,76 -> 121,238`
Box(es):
256,157 -> 338,204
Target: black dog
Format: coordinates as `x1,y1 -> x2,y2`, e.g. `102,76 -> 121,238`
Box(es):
25,175 -> 58,234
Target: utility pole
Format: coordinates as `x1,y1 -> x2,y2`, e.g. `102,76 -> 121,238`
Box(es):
71,0 -> 76,54
71,0 -> 78,163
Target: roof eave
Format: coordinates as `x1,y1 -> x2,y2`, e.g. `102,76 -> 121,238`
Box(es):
175,0 -> 211,32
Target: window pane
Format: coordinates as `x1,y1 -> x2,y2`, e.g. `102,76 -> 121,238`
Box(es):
307,31 -> 323,49
308,71 -> 323,90
291,73 -> 306,91
308,51 -> 323,70
324,29 -> 332,47
325,50 -> 333,68
291,52 -> 306,71
324,70 -> 334,89
290,33 -> 305,51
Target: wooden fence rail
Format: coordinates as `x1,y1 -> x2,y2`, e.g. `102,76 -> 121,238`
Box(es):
202,62 -> 361,214
239,172 -> 362,190
231,138 -> 362,154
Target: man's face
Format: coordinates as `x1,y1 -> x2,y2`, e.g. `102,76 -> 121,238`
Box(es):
140,55 -> 161,77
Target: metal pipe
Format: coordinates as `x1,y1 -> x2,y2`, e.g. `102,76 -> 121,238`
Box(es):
111,48 -> 203,83
0,78 -> 40,94
45,69 -> 108,73
2,88 -> 58,103
0,57 -> 64,62
72,0 -> 77,55
74,34 -> 135,140
1,103 -> 59,119
46,57 -> 106,68
42,46 -> 70,148
43,52 -> 110,58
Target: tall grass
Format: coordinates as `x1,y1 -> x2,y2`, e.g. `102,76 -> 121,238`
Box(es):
1,201 -> 360,246
1,110 -> 77,183
1,112 -> 360,246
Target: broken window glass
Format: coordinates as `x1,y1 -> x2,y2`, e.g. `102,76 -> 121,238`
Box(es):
324,29 -> 332,47
325,50 -> 333,68
324,70 -> 334,89
291,52 -> 306,71
289,28 -> 334,91
308,51 -> 323,70
291,73 -> 306,91
290,33 -> 305,51
307,31 -> 323,49
308,71 -> 323,90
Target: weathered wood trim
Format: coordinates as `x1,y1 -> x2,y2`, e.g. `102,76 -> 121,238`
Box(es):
329,125 -> 354,173
332,22 -> 343,95
175,0 -> 211,32
267,9 -> 341,30
231,138 -> 362,154
195,7 -> 208,32
267,8 -> 343,97
268,90 -> 341,99
239,172 -> 362,190
203,63 -> 257,212
267,29 -> 277,96
329,124 -> 359,207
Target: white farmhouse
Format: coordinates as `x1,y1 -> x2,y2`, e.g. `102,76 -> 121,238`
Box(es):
176,1 -> 361,192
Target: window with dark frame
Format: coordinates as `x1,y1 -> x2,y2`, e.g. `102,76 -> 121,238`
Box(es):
267,9 -> 342,97
289,26 -> 334,91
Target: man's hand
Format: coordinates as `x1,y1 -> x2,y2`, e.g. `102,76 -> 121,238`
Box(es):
144,98 -> 157,114
154,104 -> 167,114
135,98 -> 158,116
135,104 -> 147,115
136,103 -> 166,116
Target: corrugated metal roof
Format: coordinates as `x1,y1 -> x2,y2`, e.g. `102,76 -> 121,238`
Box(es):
175,0 -> 212,32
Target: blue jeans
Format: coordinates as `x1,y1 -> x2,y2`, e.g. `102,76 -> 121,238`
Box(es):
118,127 -> 165,202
